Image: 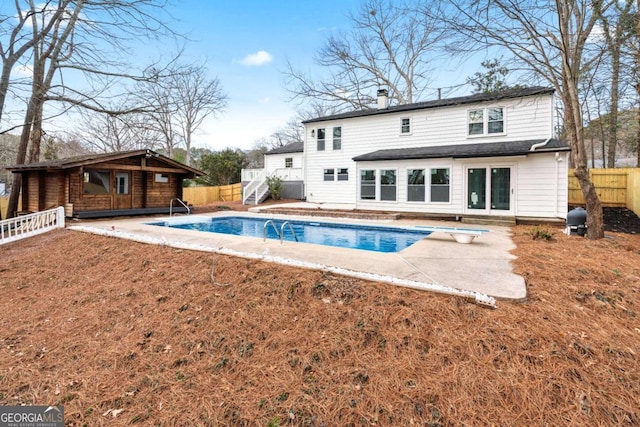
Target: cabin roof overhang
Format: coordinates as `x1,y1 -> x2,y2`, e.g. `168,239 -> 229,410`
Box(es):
352,139 -> 570,162
6,149 -> 205,176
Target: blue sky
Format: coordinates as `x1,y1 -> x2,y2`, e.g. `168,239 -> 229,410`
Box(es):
159,0 -> 481,152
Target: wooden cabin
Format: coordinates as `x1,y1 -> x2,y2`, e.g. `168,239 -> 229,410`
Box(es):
7,149 -> 204,218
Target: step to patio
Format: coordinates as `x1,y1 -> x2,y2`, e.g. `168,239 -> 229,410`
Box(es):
461,216 -> 517,227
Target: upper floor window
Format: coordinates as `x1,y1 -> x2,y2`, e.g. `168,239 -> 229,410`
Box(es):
401,117 -> 411,134
317,128 -> 325,151
333,126 -> 342,150
468,107 -> 504,136
285,157 -> 293,168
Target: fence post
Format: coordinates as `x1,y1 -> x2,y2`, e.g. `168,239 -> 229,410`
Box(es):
56,206 -> 65,228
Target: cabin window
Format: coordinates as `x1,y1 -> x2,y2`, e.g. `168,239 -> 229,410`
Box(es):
285,157 -> 293,168
317,128 -> 325,151
407,169 -> 425,202
83,170 -> 110,194
337,168 -> 349,181
401,117 -> 411,134
155,173 -> 169,183
333,126 -> 342,150
380,169 -> 397,201
430,168 -> 450,202
323,168 -> 335,181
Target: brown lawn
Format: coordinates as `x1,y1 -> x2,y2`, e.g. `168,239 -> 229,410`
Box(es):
0,205 -> 639,426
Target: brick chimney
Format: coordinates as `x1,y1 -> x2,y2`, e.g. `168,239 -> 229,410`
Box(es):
377,88 -> 388,109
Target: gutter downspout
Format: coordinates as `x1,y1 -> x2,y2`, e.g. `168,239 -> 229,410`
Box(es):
529,137 -> 552,151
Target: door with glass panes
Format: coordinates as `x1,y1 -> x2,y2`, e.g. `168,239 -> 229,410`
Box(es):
466,166 -> 513,214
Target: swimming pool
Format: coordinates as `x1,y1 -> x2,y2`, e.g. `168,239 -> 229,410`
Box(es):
148,216 -> 433,253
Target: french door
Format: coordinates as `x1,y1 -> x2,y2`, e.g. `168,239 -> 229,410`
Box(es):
466,166 -> 513,214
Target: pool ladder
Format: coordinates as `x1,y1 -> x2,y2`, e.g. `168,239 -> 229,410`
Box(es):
263,220 -> 298,244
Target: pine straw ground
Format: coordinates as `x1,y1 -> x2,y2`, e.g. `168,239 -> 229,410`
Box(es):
0,215 -> 639,426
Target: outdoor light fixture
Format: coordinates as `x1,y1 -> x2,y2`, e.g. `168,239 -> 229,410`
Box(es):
311,129 -> 315,137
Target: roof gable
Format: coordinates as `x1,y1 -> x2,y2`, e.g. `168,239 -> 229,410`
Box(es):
7,149 -> 205,176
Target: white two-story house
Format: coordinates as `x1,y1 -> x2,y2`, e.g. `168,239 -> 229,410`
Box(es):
300,86 -> 570,221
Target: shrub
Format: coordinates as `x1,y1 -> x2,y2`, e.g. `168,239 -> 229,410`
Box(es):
526,225 -> 555,241
266,176 -> 284,200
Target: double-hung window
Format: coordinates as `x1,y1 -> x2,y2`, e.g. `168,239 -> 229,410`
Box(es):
430,168 -> 450,202
337,168 -> 349,181
360,170 -> 376,200
333,126 -> 341,150
317,128 -> 325,151
323,168 -> 335,181
401,117 -> 411,134
285,157 -> 293,168
380,169 -> 397,201
407,169 -> 425,202
468,107 -> 504,136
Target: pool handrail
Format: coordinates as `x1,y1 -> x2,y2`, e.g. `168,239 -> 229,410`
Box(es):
170,198 -> 191,216
263,219 -> 279,242
280,221 -> 298,243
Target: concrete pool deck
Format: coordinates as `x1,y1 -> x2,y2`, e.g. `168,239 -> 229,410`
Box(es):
67,210 -> 527,304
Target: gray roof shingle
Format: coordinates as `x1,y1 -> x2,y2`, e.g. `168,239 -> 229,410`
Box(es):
352,138 -> 570,161
303,86 -> 555,124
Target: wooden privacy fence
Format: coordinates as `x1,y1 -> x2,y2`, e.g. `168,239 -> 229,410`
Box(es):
568,168 -> 640,216
182,183 -> 242,206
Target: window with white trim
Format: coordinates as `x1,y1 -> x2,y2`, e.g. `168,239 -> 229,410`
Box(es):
468,107 -> 504,136
407,169 -> 425,202
333,126 -> 341,150
323,168 -> 334,181
285,157 -> 293,168
360,170 -> 376,200
401,117 -> 411,134
337,168 -> 349,181
317,128 -> 325,151
380,169 -> 397,201
430,168 -> 450,202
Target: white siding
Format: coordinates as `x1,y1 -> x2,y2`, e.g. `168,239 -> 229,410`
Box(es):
303,92 -> 566,218
264,152 -> 304,181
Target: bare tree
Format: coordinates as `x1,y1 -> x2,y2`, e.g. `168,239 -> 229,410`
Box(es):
443,0 -> 608,238
76,109 -> 162,153
135,64 -> 227,165
284,0 -> 448,111
3,0 -> 185,218
594,0 -> 636,167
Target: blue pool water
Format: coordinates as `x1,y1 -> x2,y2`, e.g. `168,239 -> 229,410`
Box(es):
148,216 -> 432,253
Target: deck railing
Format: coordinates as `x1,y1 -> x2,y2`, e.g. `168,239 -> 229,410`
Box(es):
0,206 -> 65,245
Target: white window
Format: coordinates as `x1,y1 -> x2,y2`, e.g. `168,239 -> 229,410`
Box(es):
407,169 -> 425,202
430,168 -> 450,202
333,126 -> 341,150
317,128 -> 325,151
360,170 -> 376,200
323,168 -> 334,181
380,169 -> 397,201
468,107 -> 504,136
285,157 -> 293,168
401,117 -> 411,134
337,168 -> 349,181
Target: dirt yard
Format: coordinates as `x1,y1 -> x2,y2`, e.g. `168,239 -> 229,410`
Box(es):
1,204 -> 639,426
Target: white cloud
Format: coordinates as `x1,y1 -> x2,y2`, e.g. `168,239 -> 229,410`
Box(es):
240,50 -> 273,66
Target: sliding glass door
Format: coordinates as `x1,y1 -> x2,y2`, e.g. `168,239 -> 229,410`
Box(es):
467,166 -> 513,214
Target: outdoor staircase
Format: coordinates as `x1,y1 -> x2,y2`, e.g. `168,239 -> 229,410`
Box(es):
242,169 -> 271,205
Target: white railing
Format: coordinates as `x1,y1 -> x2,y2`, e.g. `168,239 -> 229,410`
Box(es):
242,168 -> 270,205
0,206 -> 65,245
242,168 -> 264,182
242,167 -> 303,182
